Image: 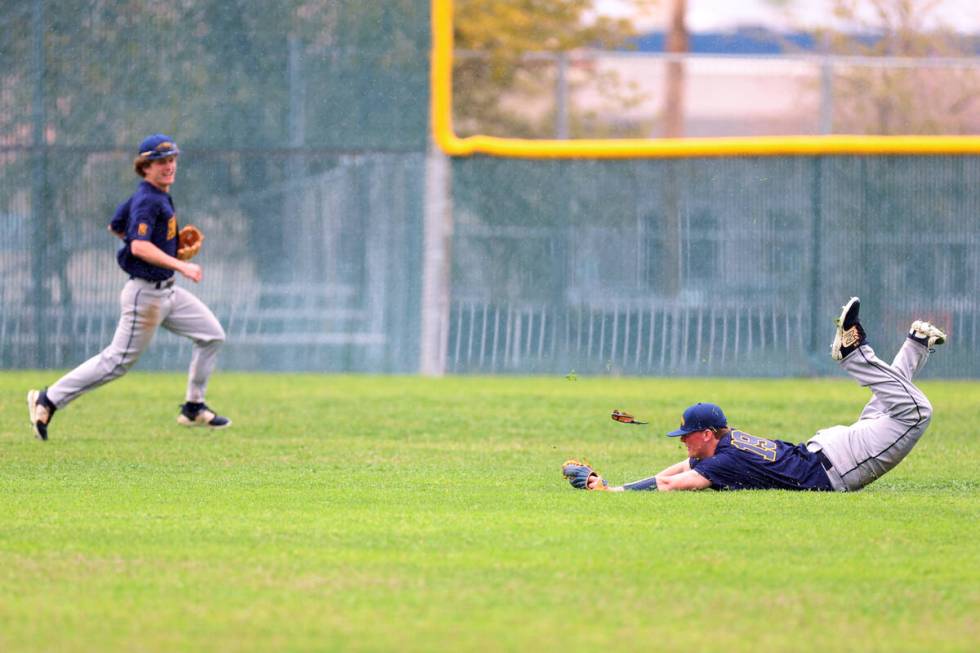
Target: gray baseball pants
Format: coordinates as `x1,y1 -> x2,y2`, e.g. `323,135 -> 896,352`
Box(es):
807,340 -> 932,491
45,278 -> 225,408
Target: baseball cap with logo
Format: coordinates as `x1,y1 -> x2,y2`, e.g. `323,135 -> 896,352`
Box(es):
137,133 -> 180,160
666,402 -> 727,437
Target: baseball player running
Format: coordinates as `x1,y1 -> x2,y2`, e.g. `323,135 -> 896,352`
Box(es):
563,297 -> 945,492
27,133 -> 230,440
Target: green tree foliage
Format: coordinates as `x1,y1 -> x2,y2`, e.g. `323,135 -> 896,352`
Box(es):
819,0 -> 980,134
453,0 -> 651,137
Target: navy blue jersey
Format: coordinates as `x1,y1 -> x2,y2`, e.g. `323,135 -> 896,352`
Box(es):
690,430 -> 833,491
110,181 -> 178,281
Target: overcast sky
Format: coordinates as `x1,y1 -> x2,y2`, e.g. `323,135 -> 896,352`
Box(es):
596,0 -> 980,34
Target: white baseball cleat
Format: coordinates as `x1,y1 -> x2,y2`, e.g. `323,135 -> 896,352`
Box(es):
908,321 -> 946,349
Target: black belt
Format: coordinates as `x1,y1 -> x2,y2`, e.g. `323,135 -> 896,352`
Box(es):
132,277 -> 174,290
816,450 -> 834,471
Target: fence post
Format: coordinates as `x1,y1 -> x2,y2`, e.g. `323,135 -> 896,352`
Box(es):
31,0 -> 48,368
555,51 -> 568,139
819,55 -> 834,134
808,156 -> 823,359
420,139 -> 453,375
285,34 -> 307,274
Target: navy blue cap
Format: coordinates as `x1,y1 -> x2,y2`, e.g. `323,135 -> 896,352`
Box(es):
666,402 -> 727,437
137,133 -> 179,160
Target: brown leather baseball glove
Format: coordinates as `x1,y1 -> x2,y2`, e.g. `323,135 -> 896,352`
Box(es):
562,459 -> 608,490
611,409 -> 648,425
177,224 -> 204,260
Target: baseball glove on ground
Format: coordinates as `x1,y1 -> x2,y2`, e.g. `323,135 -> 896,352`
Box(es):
177,224 -> 204,260
562,459 -> 607,490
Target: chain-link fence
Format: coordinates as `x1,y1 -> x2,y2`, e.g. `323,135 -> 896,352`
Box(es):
1,0 -> 429,372
447,155 -> 980,378
2,1 -> 978,377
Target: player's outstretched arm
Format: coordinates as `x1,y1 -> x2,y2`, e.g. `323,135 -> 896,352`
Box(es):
599,464 -> 710,492
612,459 -> 693,490
581,458 -> 701,492
569,459 -> 710,492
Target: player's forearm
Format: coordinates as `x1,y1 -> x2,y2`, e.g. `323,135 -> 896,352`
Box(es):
131,240 -> 184,271
656,470 -> 712,491
600,460 -> 692,492
621,475 -> 659,491
606,470 -> 708,492
656,459 -> 692,479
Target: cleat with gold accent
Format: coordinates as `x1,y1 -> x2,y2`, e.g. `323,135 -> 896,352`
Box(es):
830,296 -> 866,361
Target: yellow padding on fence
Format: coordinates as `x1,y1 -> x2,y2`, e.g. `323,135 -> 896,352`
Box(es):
429,0 -> 980,159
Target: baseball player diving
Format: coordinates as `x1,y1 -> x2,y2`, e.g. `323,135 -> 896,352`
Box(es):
27,133 -> 230,440
563,297 -> 945,492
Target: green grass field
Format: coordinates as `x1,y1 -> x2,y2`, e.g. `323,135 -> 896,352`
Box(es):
1,371 -> 977,652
